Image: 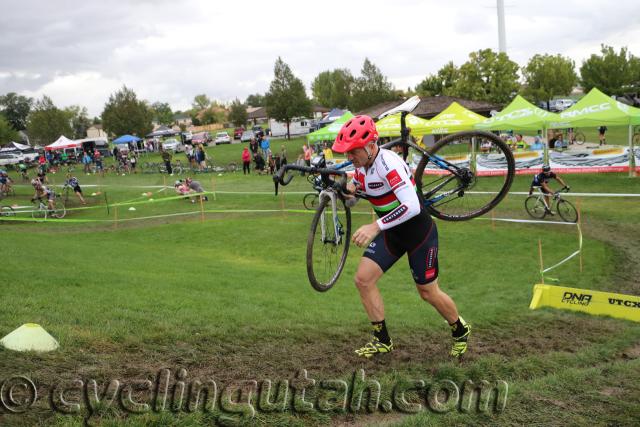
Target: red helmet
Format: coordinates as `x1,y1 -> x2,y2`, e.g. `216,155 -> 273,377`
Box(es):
332,115 -> 378,153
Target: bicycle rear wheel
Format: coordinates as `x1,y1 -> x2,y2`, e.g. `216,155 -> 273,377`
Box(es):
227,162 -> 238,172
303,193 -> 319,210
414,131 -> 515,221
557,199 -> 578,223
525,196 -> 547,219
306,195 -> 351,292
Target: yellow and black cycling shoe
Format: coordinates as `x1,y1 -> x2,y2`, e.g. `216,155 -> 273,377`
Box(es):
355,337 -> 394,358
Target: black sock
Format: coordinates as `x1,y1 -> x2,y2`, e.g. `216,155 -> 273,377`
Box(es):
449,317 -> 467,338
371,320 -> 391,344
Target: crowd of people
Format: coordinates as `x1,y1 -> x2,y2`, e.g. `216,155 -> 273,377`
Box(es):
242,130 -> 288,175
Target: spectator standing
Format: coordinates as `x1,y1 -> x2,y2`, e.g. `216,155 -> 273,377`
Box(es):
82,151 -> 92,174
195,145 -> 207,172
241,147 -> 251,174
249,137 -> 259,158
161,148 -> 173,175
598,126 -> 607,146
129,150 -> 138,174
261,134 -> 271,159
303,144 -> 313,166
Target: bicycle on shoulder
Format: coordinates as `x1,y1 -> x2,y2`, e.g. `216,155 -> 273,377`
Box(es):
274,111 -> 516,291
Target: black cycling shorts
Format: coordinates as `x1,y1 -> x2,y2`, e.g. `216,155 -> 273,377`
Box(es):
73,185 -> 82,194
363,222 -> 439,285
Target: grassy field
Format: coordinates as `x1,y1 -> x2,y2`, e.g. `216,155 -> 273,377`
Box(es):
1,158 -> 639,426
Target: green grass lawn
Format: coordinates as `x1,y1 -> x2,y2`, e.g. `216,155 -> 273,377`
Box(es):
1,168 -> 639,426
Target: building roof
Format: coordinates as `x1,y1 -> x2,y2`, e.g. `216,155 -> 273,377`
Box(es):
357,96 -> 500,119
247,106 -> 267,119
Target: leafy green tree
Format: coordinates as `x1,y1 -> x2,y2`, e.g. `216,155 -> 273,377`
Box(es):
311,69 -> 354,108
26,96 -> 73,146
101,86 -> 153,138
349,58 -> 395,112
580,45 -> 640,95
151,102 -> 174,126
229,98 -> 248,127
0,115 -> 20,143
245,93 -> 265,107
265,57 -> 312,139
0,92 -> 33,131
449,49 -> 520,104
192,94 -> 211,111
63,105 -> 92,139
521,54 -> 578,109
415,61 -> 460,97
200,108 -> 225,125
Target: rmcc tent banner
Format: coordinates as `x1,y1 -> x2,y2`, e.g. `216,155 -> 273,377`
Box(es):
549,88 -> 640,175
375,112 -> 432,138
475,95 -> 563,132
307,111 -> 354,142
422,102 -> 486,134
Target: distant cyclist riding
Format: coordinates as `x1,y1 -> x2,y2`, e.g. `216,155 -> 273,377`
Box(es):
529,165 -> 569,215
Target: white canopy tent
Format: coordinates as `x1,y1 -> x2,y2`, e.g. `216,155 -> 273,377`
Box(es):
45,136 -> 81,151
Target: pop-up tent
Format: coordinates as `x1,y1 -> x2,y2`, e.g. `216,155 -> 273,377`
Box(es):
422,102 -> 486,134
475,95 -> 562,132
375,112 -> 432,137
0,141 -> 32,152
318,108 -> 346,126
307,111 -> 354,142
112,135 -> 141,145
549,87 -> 640,176
45,136 -> 81,151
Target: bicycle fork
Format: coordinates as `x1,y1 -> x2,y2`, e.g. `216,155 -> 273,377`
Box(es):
319,190 -> 343,246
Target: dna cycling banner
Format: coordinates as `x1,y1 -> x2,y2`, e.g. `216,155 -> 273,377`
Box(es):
411,147 -> 640,176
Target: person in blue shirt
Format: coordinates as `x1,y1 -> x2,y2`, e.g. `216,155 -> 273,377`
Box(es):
260,135 -> 271,159
530,135 -> 544,151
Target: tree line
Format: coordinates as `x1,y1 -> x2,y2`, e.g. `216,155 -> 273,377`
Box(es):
1,44 -> 639,144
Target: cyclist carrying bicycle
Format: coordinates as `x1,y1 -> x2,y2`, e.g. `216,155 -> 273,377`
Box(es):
31,178 -> 57,212
529,165 -> 569,215
333,115 -> 471,359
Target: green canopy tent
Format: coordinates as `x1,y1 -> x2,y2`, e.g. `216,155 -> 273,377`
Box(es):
422,101 -> 486,134
475,95 -> 564,162
375,112 -> 432,138
306,111 -> 354,143
549,88 -> 640,176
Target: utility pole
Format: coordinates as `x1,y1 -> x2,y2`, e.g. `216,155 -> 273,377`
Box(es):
497,0 -> 507,53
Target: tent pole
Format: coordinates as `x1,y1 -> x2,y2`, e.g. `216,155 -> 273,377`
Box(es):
629,125 -> 637,178
542,126 -> 549,165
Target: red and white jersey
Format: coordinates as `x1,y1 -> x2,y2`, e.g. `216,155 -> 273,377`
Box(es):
352,148 -> 424,231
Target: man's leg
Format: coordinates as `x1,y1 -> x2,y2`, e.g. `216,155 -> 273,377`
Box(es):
416,280 -> 471,358
354,257 -> 394,358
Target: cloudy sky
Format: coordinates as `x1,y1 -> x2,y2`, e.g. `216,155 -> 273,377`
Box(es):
1,0 -> 639,117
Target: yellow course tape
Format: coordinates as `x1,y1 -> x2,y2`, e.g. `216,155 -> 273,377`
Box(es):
530,284 -> 640,322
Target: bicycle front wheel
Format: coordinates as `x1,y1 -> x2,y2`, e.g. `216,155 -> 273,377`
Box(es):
525,196 -> 547,219
52,202 -> 66,219
303,193 -> 319,210
574,132 -> 586,145
415,131 -> 515,221
557,199 -> 578,223
306,195 -> 351,292
1,206 -> 15,217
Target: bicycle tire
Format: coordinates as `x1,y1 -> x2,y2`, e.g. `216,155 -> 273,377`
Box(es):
303,193 -> 319,210
227,162 -> 238,172
32,204 -> 46,219
0,206 -> 15,217
574,132 -> 585,145
52,202 -> 66,219
525,196 -> 547,219
306,195 -> 351,292
556,199 -> 578,223
414,130 -> 515,221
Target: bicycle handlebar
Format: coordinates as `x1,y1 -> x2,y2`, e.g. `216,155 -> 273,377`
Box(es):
273,164 -> 348,195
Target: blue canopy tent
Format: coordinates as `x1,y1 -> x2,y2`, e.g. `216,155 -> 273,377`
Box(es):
112,135 -> 141,145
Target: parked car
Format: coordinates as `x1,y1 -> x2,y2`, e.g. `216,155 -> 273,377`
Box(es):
0,152 -> 23,167
181,131 -> 193,142
551,99 -> 575,112
240,130 -> 254,142
214,132 -> 231,145
192,131 -> 212,145
162,138 -> 185,152
233,127 -> 245,140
